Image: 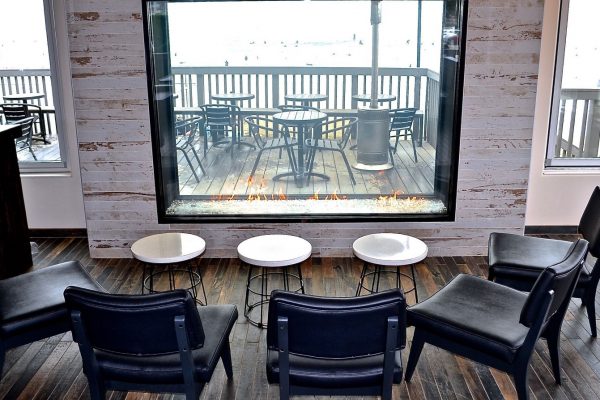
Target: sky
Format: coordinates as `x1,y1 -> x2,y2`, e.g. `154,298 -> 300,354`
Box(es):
167,1 -> 443,70
1,0 -> 598,88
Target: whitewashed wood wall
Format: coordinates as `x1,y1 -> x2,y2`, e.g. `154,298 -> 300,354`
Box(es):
66,0 -> 543,258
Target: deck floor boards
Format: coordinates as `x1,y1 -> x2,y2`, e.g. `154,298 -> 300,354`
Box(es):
2,235 -> 599,399
179,133 -> 436,198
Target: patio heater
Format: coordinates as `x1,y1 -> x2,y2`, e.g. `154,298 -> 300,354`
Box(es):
354,0 -> 393,171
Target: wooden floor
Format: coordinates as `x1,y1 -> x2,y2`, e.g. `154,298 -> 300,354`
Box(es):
5,235 -> 600,400
178,133 -> 435,198
17,135 -> 61,162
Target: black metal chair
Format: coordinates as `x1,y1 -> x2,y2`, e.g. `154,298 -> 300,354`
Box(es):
200,104 -> 239,157
0,103 -> 38,160
64,287 -> 238,400
304,116 -> 358,185
406,239 -> 589,400
488,185 -> 600,336
176,116 -> 206,182
266,289 -> 406,400
245,115 -> 298,181
0,261 -> 102,376
389,108 -> 418,163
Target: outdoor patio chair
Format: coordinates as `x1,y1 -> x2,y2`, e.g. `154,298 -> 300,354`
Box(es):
488,185 -> 600,336
245,115 -> 298,181
266,289 -> 406,400
389,108 -> 418,163
0,103 -> 38,160
175,116 -> 206,182
200,104 -> 239,157
406,239 -> 588,400
65,287 -> 238,400
304,116 -> 358,185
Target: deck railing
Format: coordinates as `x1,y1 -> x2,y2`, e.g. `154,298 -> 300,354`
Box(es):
172,65 -> 440,143
0,69 -> 57,136
555,88 -> 600,158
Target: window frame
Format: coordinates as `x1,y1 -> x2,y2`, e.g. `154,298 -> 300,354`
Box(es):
8,0 -> 71,171
546,0 -> 600,168
142,0 -> 468,223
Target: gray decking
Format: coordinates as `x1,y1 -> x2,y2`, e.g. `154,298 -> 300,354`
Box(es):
178,134 -> 436,198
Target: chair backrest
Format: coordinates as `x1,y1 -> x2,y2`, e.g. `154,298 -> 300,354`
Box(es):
0,103 -> 35,140
389,108 -> 417,131
64,287 -> 205,355
200,104 -> 238,128
245,115 -> 291,149
319,117 -> 358,148
267,289 -> 406,358
519,239 -> 588,327
579,186 -> 600,258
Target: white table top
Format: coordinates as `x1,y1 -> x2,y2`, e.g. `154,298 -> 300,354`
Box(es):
353,233 -> 427,266
237,234 -> 312,267
131,232 -> 206,264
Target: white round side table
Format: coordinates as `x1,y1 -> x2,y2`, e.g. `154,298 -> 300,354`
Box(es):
131,232 -> 207,305
353,233 -> 428,302
238,234 -> 312,328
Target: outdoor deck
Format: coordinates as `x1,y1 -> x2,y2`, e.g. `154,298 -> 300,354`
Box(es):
178,134 -> 436,198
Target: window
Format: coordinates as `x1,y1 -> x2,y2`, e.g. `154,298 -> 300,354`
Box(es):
143,0 -> 466,222
0,0 -> 67,168
547,0 -> 600,167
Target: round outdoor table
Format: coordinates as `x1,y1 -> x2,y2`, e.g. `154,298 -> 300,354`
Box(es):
3,92 -> 45,102
284,93 -> 327,108
3,92 -> 49,144
211,92 -> 255,105
238,234 -> 311,328
210,93 -> 256,150
272,110 -> 328,187
131,232 -> 208,305
353,233 -> 428,303
352,93 -> 396,107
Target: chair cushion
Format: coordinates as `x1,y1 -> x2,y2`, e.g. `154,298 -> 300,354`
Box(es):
407,274 -> 529,363
488,233 -> 589,292
96,304 -> 237,384
0,261 -> 102,339
266,350 -> 403,388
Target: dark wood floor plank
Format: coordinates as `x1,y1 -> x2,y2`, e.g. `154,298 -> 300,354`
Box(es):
4,237 -> 600,399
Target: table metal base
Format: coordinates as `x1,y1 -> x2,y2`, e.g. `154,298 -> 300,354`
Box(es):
273,171 -> 330,188
244,262 -> 305,328
355,262 -> 418,303
141,261 -> 208,306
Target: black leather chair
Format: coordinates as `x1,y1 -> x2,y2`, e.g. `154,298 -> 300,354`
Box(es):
488,186 -> 600,336
64,287 -> 237,400
0,261 -> 102,376
406,239 -> 588,400
266,289 -> 406,400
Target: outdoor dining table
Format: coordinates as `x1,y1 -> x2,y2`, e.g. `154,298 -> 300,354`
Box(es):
284,93 -> 327,108
272,110 -> 328,188
3,92 -> 49,144
210,93 -> 256,150
352,93 -> 396,107
211,92 -> 255,105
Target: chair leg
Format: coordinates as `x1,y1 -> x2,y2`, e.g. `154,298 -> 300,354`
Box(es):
189,146 -> 206,175
0,346 -> 5,377
356,262 -> 368,296
585,297 -> 597,337
388,146 -> 395,166
338,149 -> 356,185
513,364 -> 530,400
178,149 -> 200,183
250,149 -> 265,179
221,341 -> 234,379
405,329 -> 425,382
87,377 -> 107,400
546,329 -> 562,384
487,267 -> 495,281
410,130 -> 418,162
393,132 -> 401,153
